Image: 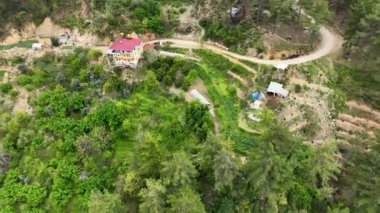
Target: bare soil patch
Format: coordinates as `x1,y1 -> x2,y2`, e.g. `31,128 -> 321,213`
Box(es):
12,87 -> 32,114
335,101 -> 380,140
279,72 -> 334,142
346,101 -> 380,123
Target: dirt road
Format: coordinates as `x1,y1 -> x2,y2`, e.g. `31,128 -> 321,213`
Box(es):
147,27 -> 342,66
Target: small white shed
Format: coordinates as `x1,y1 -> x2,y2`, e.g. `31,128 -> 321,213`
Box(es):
275,64 -> 289,71
32,43 -> 44,50
190,89 -> 215,117
267,81 -> 289,97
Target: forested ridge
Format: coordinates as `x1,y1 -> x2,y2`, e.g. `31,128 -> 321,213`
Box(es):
0,0 -> 379,212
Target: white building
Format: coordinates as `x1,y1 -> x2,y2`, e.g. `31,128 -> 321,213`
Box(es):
190,89 -> 215,117
106,36 -> 143,69
267,81 -> 289,97
32,43 -> 44,50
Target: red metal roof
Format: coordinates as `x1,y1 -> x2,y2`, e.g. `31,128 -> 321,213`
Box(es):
109,37 -> 142,52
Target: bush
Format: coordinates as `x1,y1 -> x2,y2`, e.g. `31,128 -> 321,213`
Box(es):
87,49 -> 103,61
10,56 -> 25,65
179,8 -> 186,13
295,84 -> 302,93
17,75 -> 32,86
17,65 -> 30,74
0,83 -> 13,94
9,90 -> 19,97
51,37 -> 60,47
25,84 -> 35,91
0,70 -> 5,79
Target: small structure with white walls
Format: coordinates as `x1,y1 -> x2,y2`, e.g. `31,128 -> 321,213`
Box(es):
32,43 -> 44,50
190,89 -> 215,117
267,81 -> 289,98
275,64 -> 289,71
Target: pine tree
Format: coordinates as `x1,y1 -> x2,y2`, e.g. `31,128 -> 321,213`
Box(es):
139,179 -> 167,213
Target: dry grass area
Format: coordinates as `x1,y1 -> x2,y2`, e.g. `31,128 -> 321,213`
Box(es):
278,67 -> 379,144
278,71 -> 335,142
12,87 -> 32,114
335,101 -> 380,141
1,17 -> 108,48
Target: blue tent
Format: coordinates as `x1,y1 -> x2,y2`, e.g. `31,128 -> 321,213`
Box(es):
251,91 -> 261,100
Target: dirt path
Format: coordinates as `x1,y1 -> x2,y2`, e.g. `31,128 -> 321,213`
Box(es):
12,87 -> 32,114
148,27 -> 342,66
148,0 -> 343,67
227,71 -> 248,87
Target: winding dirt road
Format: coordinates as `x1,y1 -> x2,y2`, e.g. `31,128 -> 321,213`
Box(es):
147,0 -> 343,66
147,26 -> 342,66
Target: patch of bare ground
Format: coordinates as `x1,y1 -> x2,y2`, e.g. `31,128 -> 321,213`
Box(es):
279,72 -> 334,142
12,87 -> 32,114
0,67 -> 33,114
346,101 -> 380,123
288,77 -> 332,94
335,101 -> 380,141
236,87 -> 246,100
262,33 -> 310,60
2,17 -> 108,48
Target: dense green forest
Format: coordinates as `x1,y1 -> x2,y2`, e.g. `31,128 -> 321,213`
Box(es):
0,48 -> 379,212
0,0 -> 379,212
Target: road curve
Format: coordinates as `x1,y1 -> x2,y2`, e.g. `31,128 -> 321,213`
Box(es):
147,26 -> 342,66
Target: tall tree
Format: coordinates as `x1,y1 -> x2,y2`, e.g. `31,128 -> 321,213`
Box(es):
309,141 -> 341,199
88,190 -> 124,213
128,132 -> 163,177
244,142 -> 294,212
213,147 -> 238,192
161,151 -> 198,188
345,0 -> 380,67
139,179 -> 167,213
167,186 -> 206,213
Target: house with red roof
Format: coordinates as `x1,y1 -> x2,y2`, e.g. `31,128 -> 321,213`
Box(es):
106,35 -> 144,68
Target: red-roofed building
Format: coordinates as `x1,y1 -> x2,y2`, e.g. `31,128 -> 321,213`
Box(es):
106,35 -> 144,68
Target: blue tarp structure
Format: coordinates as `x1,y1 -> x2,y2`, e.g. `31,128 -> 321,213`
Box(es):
251,91 -> 261,100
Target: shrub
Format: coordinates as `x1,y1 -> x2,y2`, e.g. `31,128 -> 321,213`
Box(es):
295,84 -> 302,93
87,49 -> 103,61
25,84 -> 35,91
9,90 -> 19,97
56,72 -> 66,84
10,56 -> 25,65
17,65 -> 30,74
0,83 -> 13,94
0,70 -> 5,79
179,8 -> 186,13
51,37 -> 60,47
17,75 -> 32,86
